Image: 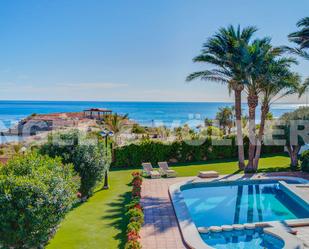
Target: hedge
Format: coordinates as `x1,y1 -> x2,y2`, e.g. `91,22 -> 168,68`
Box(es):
113,136 -> 284,167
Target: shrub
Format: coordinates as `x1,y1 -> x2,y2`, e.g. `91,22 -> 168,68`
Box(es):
131,172 -> 143,198
132,124 -> 146,134
300,150 -> 309,172
125,240 -> 142,249
127,221 -> 142,233
126,207 -> 144,223
126,197 -> 142,210
125,172 -> 144,249
40,130 -> 111,198
0,153 -> 78,248
206,126 -> 222,137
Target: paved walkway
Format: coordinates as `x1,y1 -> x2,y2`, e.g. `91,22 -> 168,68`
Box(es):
140,177 -> 191,249
140,172 -> 309,249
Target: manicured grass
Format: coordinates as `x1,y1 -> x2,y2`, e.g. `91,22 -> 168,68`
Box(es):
46,169 -> 134,249
170,153 -> 291,176
46,154 -> 291,249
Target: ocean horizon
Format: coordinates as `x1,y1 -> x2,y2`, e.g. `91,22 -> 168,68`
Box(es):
0,100 -> 306,131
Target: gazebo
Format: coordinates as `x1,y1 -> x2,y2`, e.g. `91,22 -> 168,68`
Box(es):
83,108 -> 112,120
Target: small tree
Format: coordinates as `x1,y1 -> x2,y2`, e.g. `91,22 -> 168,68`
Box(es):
274,107 -> 309,169
40,130 -> 111,198
215,106 -> 234,134
0,153 -> 78,248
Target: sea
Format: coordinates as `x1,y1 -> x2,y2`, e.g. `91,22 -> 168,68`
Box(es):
0,100 -> 306,143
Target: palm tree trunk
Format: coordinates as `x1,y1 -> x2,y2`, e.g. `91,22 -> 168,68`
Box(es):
234,88 -> 245,169
246,94 -> 258,172
253,102 -> 269,170
287,145 -> 300,169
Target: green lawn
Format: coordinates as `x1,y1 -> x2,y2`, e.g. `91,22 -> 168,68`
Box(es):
46,154 -> 291,249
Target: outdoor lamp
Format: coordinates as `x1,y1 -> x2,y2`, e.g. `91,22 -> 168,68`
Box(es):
100,130 -> 114,189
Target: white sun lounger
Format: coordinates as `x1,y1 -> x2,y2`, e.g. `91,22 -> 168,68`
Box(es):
158,161 -> 177,178
142,162 -> 161,179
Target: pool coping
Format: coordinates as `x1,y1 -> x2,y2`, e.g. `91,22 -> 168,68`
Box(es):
169,176 -> 308,249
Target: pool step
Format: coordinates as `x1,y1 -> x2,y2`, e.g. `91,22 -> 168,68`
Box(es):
198,223 -> 256,233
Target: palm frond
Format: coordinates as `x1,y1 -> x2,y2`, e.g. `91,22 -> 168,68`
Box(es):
297,17 -> 309,27
186,70 -> 229,84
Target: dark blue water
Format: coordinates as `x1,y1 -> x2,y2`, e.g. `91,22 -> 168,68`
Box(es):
0,100 -> 304,130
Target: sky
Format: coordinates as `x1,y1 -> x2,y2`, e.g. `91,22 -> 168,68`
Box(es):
0,0 -> 308,102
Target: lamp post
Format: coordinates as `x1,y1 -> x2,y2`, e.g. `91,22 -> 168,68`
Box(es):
100,130 -> 114,189
20,146 -> 27,155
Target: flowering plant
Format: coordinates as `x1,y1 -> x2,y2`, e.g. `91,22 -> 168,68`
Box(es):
125,171 -> 144,248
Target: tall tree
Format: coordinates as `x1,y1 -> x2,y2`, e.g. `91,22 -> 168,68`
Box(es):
288,17 -> 309,103
242,39 -> 299,171
242,38 -> 278,170
253,59 -> 301,170
288,17 -> 309,59
187,25 -> 258,169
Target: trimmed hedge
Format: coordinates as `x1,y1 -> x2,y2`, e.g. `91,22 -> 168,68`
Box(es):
113,136 -> 284,167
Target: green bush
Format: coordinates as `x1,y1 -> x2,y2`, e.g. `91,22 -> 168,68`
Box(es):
300,150 -> 309,172
40,130 -> 111,198
0,153 -> 78,248
127,221 -> 142,233
206,126 -> 222,137
132,124 -> 146,134
113,136 -> 284,167
126,207 -> 144,223
125,240 -> 142,249
125,172 -> 143,249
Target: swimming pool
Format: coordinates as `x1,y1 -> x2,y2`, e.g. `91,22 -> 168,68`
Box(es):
170,177 -> 309,249
181,180 -> 309,228
201,228 -> 284,249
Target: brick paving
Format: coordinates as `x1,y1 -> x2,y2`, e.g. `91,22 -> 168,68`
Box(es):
140,172 -> 309,249
296,227 -> 309,248
140,177 -> 192,249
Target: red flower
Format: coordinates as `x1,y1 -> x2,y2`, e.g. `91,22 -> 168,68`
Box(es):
127,231 -> 140,241
134,203 -> 142,210
131,171 -> 141,177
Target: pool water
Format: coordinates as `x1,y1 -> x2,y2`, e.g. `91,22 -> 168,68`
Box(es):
202,228 -> 284,249
181,181 -> 309,227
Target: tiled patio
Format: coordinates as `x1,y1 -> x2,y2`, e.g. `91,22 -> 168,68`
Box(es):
140,177 -> 192,249
140,172 -> 309,249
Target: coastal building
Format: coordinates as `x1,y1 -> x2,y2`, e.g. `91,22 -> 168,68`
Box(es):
83,108 -> 112,120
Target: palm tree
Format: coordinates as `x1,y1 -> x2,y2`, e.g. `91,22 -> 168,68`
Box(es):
104,113 -> 129,134
243,38 -> 285,171
215,106 -> 234,134
187,25 -> 258,170
288,17 -> 309,58
252,58 -> 302,170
